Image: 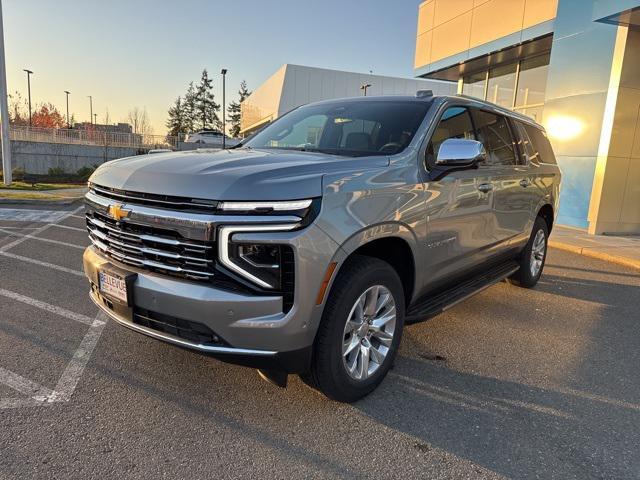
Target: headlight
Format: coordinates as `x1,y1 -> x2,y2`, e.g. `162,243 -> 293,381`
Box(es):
218,198 -> 320,225
218,224 -> 297,289
218,199 -> 312,212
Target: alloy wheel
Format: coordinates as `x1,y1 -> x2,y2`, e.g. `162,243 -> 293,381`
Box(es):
530,229 -> 546,277
342,285 -> 396,381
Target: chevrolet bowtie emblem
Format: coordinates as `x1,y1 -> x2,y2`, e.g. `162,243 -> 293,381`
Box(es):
108,203 -> 130,221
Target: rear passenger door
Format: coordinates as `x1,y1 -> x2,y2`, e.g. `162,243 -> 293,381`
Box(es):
471,109 -> 531,249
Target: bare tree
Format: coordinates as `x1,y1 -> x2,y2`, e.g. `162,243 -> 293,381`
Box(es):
127,107 -> 153,135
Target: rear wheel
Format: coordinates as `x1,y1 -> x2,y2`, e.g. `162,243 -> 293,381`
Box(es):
304,256 -> 405,402
509,216 -> 549,288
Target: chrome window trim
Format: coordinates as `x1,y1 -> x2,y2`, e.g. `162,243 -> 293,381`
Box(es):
218,224 -> 298,289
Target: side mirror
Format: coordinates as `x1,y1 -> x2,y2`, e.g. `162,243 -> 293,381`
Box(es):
435,138 -> 486,168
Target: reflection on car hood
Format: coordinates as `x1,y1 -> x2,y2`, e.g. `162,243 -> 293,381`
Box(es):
89,148 -> 389,201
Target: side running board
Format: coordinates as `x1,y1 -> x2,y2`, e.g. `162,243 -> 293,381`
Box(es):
405,260 -> 520,324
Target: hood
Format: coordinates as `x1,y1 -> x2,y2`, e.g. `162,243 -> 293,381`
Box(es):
90,148 -> 389,201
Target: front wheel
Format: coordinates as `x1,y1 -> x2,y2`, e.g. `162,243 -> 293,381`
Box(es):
509,216 -> 549,288
304,256 -> 405,402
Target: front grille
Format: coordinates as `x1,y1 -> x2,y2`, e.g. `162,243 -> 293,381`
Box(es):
90,183 -> 219,213
133,308 -> 228,346
86,211 -> 215,281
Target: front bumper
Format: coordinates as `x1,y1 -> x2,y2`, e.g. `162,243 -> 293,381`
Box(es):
83,216 -> 340,372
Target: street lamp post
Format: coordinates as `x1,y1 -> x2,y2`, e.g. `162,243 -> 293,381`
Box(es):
0,0 -> 13,185
64,90 -> 70,128
360,83 -> 371,97
221,68 -> 227,149
23,69 -> 33,126
87,95 -> 93,125
93,113 -> 97,125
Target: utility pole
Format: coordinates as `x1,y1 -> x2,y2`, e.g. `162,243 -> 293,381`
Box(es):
0,0 -> 12,185
87,95 -> 93,124
93,113 -> 97,125
23,69 -> 33,126
64,90 -> 70,128
221,68 -> 227,149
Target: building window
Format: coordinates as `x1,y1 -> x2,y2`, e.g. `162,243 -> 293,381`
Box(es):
487,63 -> 518,108
462,71 -> 487,100
461,52 -> 550,122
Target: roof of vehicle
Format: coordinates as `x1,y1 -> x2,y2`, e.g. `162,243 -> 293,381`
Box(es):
303,94 -> 544,130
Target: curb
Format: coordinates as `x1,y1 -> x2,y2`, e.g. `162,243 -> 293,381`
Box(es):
0,197 -> 83,206
549,240 -> 640,270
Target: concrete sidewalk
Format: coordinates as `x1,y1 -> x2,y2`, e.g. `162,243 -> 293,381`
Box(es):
550,225 -> 640,270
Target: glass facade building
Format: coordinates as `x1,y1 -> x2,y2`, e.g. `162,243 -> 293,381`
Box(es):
415,0 -> 640,235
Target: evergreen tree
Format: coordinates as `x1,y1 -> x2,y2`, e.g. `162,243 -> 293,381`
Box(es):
183,81 -> 197,133
227,80 -> 251,138
166,96 -> 190,136
194,69 -> 220,131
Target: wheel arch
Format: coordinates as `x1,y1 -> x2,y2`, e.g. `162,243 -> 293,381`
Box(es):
333,223 -> 418,308
537,203 -> 554,234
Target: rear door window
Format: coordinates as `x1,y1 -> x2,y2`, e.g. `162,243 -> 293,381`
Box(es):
472,110 -> 517,167
523,124 -> 557,165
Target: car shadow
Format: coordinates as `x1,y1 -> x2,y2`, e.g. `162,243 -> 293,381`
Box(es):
351,255 -> 640,479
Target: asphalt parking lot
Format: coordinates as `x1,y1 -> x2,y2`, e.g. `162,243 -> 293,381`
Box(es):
0,204 -> 639,480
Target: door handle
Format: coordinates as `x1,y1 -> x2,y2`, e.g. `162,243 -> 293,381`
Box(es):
519,178 -> 531,188
477,183 -> 494,193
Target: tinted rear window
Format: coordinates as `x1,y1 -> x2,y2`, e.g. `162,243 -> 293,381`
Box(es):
522,123 -> 556,165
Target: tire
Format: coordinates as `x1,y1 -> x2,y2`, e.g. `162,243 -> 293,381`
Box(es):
509,216 -> 549,288
303,255 -> 405,403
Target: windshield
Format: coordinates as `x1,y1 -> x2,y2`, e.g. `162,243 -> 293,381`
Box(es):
244,100 -> 432,157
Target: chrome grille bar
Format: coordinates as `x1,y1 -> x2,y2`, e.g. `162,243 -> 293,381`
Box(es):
86,211 -> 215,281
91,184 -> 218,210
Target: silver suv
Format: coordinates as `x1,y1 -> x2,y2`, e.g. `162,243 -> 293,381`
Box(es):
83,93 -> 560,402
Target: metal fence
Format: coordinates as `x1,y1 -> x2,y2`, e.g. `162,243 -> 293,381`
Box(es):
9,125 -> 179,150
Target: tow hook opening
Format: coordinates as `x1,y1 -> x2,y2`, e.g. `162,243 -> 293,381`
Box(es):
257,369 -> 288,388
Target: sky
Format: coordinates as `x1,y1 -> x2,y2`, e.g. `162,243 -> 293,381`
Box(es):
3,0 -> 421,135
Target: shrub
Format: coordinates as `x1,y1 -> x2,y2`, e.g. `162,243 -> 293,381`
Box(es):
48,166 -> 67,176
76,165 -> 97,181
0,167 -> 25,182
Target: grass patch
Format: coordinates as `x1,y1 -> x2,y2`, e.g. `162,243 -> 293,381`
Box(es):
0,181 -> 84,191
0,191 -> 65,200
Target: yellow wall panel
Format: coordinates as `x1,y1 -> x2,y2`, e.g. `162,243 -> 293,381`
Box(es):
621,159 -> 640,223
609,87 -> 640,158
431,11 -> 472,62
433,0 -> 473,27
414,30 -> 433,69
470,0 -> 526,49
593,156 -> 629,223
417,1 -> 435,35
523,0 -> 558,29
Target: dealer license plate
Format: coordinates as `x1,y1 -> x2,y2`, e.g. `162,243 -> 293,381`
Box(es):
98,270 -> 128,303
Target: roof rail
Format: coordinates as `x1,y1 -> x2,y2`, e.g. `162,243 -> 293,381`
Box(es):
415,89 -> 433,98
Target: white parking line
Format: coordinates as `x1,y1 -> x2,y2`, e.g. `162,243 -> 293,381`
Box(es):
0,206 -> 83,253
49,224 -> 86,233
0,228 -> 85,250
0,208 -> 72,223
0,367 -> 53,400
0,288 -> 103,326
0,251 -> 84,276
0,313 -> 108,408
49,314 -> 107,402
